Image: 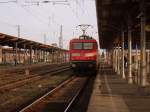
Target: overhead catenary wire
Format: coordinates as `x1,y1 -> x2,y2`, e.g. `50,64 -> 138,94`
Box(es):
75,0 -> 84,14
0,4 -> 53,40
21,4 -> 58,36
22,0 -> 82,38
19,0 -> 65,30
0,20 -> 17,27
67,1 -> 81,24
39,6 -> 64,25
0,0 -> 94,24
32,6 -> 61,26
23,0 -> 70,26
19,1 -> 66,45
0,0 -> 81,28
0,0 -> 17,3
0,1 -> 50,28
0,0 -> 98,45
18,4 -> 49,26
24,0 -> 69,6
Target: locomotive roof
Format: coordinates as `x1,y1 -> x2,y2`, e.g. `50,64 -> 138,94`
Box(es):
70,38 -> 97,43
70,35 -> 97,43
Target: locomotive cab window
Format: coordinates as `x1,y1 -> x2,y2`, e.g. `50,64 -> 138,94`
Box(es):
71,42 -> 95,50
83,43 -> 93,49
72,43 -> 82,49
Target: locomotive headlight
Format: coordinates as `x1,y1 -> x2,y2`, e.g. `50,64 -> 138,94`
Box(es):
72,64 -> 76,68
85,53 -> 96,57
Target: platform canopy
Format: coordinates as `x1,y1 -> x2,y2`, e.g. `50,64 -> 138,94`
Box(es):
0,33 -> 67,52
96,0 -> 150,49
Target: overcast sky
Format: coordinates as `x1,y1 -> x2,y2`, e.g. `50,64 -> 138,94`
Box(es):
0,0 -> 98,49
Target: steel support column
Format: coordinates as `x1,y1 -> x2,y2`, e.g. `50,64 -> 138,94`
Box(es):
121,31 -> 125,79
61,51 -> 63,63
42,50 -> 44,62
62,51 -> 64,63
36,49 -> 40,63
115,47 -> 118,73
59,50 -> 61,63
117,44 -> 120,75
57,50 -> 59,63
35,49 -> 38,63
107,50 -> 110,65
112,47 -> 116,71
29,46 -> 32,64
49,51 -> 51,63
110,50 -> 113,66
40,50 -> 42,62
40,50 -> 41,62
135,44 -> 139,70
46,51 -> 48,62
14,42 -> 18,66
147,51 -> 150,74
135,44 -> 139,84
44,51 -> 46,62
39,50 -> 41,62
45,51 -> 47,62
52,49 -> 54,63
114,48 -> 116,72
0,46 -> 2,63
62,52 -> 63,63
3,51 -> 6,64
106,50 -> 108,64
110,50 -> 112,66
23,44 -> 26,64
140,12 -> 147,87
128,21 -> 133,84
64,52 -> 66,63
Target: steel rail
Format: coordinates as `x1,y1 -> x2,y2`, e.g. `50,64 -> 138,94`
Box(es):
64,77 -> 89,112
19,76 -> 75,112
0,66 -> 70,91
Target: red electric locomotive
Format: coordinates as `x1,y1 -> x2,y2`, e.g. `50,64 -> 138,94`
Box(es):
69,35 -> 99,73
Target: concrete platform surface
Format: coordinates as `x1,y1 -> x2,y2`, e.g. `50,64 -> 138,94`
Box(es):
87,67 -> 150,112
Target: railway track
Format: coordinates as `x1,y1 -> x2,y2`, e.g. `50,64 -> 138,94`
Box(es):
19,76 -> 89,112
0,66 -> 70,92
0,63 -> 69,78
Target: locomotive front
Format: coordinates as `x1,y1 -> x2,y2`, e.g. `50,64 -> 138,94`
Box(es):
69,35 -> 98,73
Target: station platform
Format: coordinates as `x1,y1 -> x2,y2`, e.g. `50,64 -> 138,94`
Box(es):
87,66 -> 150,112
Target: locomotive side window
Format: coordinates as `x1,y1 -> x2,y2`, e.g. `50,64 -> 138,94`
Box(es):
83,43 -> 93,49
72,43 -> 82,49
